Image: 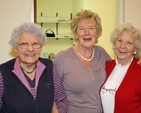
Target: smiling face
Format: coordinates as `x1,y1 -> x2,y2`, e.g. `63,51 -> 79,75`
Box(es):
114,31 -> 136,65
16,33 -> 42,66
76,18 -> 97,49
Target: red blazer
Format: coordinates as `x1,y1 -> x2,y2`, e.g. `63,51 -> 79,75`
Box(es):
105,58 -> 141,113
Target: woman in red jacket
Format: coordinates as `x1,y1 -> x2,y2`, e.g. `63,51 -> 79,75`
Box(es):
100,23 -> 141,113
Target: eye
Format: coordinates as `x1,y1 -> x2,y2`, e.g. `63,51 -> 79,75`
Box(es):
79,27 -> 85,30
32,42 -> 38,45
89,26 -> 94,29
117,39 -> 122,43
126,41 -> 132,45
20,42 -> 28,46
32,42 -> 41,48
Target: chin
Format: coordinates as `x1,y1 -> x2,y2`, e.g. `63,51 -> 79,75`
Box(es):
23,60 -> 38,64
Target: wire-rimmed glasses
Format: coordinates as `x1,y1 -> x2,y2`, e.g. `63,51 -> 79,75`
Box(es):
17,42 -> 41,49
101,86 -> 116,95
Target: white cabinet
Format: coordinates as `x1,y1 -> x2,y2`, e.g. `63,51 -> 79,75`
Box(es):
36,0 -> 75,55
37,13 -> 73,39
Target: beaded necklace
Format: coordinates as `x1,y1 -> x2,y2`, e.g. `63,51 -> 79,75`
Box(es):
22,66 -> 36,74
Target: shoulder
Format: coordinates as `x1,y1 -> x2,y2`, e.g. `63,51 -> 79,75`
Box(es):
105,60 -> 116,76
0,58 -> 16,66
39,58 -> 53,69
106,60 -> 115,66
95,45 -> 109,56
54,47 -> 73,62
131,58 -> 141,69
95,45 -> 106,51
128,58 -> 141,80
39,57 -> 52,63
94,45 -> 111,61
56,47 -> 73,58
0,58 -> 16,70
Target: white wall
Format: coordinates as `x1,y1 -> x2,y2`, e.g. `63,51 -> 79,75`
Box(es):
72,0 -> 84,15
0,0 -> 34,64
0,0 -> 141,63
124,0 -> 141,29
115,0 -> 124,25
116,0 -> 141,29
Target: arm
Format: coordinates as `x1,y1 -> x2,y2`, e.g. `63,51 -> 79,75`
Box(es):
0,71 -> 4,109
52,102 -> 59,113
53,64 -> 68,113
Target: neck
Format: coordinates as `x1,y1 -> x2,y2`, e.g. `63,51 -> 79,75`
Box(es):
117,57 -> 133,66
76,45 -> 94,61
21,65 -> 36,74
22,67 -> 36,74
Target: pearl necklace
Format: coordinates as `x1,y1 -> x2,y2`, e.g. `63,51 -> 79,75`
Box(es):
78,49 -> 94,61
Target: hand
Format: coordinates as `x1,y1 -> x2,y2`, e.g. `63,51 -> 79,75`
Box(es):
137,56 -> 141,65
52,102 -> 59,113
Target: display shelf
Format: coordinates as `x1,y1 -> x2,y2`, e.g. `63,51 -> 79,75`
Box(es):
36,13 -> 73,40
47,34 -> 73,40
37,17 -> 71,23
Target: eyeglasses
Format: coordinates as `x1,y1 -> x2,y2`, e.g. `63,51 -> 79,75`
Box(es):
17,42 -> 41,49
101,86 -> 116,95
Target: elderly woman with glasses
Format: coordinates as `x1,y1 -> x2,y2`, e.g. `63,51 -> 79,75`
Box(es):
0,23 -> 68,113
100,23 -> 141,113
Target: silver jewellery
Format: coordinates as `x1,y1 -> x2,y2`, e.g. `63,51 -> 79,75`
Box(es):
78,49 -> 94,61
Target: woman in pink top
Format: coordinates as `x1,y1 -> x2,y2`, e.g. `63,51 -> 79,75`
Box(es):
0,23 -> 68,113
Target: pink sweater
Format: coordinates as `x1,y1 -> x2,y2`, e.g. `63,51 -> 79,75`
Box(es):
105,58 -> 141,113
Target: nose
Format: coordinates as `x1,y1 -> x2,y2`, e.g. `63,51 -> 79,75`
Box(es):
85,28 -> 90,35
27,44 -> 34,51
120,41 -> 126,48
